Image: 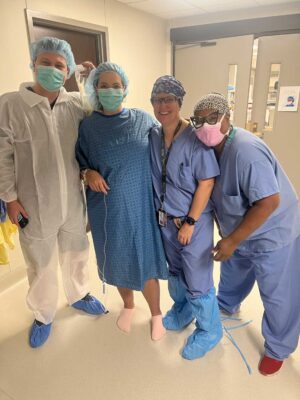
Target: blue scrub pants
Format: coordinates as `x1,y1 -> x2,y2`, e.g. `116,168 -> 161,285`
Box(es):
218,234 -> 300,360
160,212 -> 214,296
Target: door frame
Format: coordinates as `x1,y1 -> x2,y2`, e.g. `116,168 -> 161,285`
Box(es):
25,9 -> 109,65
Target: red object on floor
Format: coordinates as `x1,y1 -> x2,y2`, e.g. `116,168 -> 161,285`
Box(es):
259,355 -> 283,376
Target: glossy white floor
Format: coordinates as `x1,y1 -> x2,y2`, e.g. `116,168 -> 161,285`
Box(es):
0,235 -> 299,400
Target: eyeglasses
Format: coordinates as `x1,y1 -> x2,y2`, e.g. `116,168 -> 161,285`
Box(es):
190,111 -> 220,129
151,95 -> 178,106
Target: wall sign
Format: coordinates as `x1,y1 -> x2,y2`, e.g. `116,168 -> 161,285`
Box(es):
278,86 -> 300,112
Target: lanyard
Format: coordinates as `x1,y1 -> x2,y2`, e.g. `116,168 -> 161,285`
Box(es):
160,120 -> 182,206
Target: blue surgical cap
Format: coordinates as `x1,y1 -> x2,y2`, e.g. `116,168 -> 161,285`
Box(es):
85,62 -> 129,110
30,37 -> 76,78
151,75 -> 186,101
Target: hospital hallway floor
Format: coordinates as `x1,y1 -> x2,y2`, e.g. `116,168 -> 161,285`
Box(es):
0,234 -> 299,400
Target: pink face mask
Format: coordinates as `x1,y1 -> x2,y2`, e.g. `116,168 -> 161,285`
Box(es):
195,114 -> 225,147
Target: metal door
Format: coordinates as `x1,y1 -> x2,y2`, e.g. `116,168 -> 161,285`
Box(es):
250,34 -> 300,195
175,35 -> 254,125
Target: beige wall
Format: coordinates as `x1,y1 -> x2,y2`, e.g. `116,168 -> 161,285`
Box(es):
0,0 -> 170,112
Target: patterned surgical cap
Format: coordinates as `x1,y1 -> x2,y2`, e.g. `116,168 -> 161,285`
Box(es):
151,75 -> 186,101
194,92 -> 230,115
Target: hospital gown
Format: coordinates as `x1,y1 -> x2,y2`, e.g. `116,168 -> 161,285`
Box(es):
76,108 -> 168,290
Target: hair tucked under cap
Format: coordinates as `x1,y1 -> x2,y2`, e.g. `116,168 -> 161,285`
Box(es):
85,62 -> 129,110
194,92 -> 230,115
30,37 -> 76,78
151,75 -> 186,102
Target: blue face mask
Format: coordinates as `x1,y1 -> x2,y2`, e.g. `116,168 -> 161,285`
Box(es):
36,65 -> 66,92
97,88 -> 124,112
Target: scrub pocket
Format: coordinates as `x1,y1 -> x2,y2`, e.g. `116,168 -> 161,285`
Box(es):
177,163 -> 195,193
222,194 -> 247,216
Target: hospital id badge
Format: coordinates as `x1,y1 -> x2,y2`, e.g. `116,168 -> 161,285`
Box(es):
158,208 -> 167,227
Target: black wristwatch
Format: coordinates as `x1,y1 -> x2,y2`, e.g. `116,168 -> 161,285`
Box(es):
185,216 -> 196,226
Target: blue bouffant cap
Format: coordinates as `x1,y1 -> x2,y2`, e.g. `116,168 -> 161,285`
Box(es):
30,37 -> 76,78
85,62 -> 129,110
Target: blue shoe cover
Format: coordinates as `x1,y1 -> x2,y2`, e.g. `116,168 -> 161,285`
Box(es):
182,325 -> 223,360
182,288 -> 223,360
163,275 -> 194,330
29,320 -> 52,348
72,293 -> 107,315
163,303 -> 194,330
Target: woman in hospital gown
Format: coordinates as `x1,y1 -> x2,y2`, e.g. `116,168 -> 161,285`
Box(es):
76,62 -> 168,340
192,92 -> 300,376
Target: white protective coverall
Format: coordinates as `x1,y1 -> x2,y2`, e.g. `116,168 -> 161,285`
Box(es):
0,83 -> 90,324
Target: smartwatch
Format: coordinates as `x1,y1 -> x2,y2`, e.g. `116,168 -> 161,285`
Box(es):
185,216 -> 196,226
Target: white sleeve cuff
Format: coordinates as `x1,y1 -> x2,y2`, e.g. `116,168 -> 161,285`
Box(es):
0,191 -> 18,203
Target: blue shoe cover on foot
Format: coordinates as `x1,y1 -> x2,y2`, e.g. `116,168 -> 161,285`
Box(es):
163,275 -> 194,330
182,326 -> 223,360
72,294 -> 106,315
163,303 -> 194,330
29,320 -> 52,348
181,288 -> 223,360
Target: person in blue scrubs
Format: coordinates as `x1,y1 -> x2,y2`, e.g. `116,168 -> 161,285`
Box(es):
192,92 -> 300,375
149,76 -> 223,360
75,63 -> 168,341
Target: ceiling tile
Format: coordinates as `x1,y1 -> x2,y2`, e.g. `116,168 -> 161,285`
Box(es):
158,8 -> 205,19
117,0 -> 147,4
256,0 -> 300,4
129,0 -> 195,14
199,1 -> 257,12
116,0 -> 300,19
186,0 -> 249,6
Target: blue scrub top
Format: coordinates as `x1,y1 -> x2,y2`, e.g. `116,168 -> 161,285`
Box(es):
212,127 -> 300,253
149,124 -> 220,216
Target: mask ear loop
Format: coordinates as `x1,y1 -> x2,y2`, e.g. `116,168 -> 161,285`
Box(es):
121,86 -> 126,104
219,113 -> 232,137
219,113 -> 226,123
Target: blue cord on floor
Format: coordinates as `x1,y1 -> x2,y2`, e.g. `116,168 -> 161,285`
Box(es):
221,316 -> 253,375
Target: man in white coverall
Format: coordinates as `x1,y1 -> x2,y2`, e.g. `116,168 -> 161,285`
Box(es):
0,37 -> 106,348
